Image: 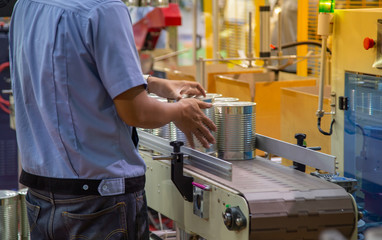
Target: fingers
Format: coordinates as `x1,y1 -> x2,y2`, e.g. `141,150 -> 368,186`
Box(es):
196,100 -> 213,109
195,83 -> 207,97
174,93 -> 182,101
179,82 -> 206,97
193,128 -> 210,149
185,132 -> 195,149
174,98 -> 215,149
203,116 -> 217,132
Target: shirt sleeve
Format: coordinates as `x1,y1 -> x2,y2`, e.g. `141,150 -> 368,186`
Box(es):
87,2 -> 147,99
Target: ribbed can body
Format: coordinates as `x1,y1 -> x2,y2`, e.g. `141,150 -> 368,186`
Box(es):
0,190 -> 19,240
214,102 -> 256,160
18,188 -> 30,240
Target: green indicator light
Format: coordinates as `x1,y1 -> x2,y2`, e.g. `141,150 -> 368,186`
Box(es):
319,0 -> 335,13
226,204 -> 231,208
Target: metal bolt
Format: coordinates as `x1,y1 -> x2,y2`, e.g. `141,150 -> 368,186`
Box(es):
223,212 -> 232,227
235,217 -> 244,226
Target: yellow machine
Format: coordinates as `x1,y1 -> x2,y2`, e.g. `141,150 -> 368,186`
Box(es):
331,8 -> 382,232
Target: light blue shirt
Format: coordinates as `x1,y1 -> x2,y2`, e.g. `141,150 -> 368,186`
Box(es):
9,0 -> 147,181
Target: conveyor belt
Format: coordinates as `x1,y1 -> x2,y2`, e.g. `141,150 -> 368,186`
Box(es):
186,157 -> 356,239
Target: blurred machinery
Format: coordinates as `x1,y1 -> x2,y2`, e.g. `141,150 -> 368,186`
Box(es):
131,2 -> 182,74
0,20 -> 18,190
132,3 -> 181,51
331,8 -> 382,231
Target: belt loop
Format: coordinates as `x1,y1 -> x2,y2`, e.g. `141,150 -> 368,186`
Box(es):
98,178 -> 125,196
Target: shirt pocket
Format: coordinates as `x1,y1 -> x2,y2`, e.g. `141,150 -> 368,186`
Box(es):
62,202 -> 128,240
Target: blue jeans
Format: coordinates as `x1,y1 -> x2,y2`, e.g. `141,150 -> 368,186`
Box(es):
25,188 -> 149,240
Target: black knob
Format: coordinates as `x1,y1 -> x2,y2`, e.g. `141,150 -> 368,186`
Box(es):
294,133 -> 306,147
170,141 -> 184,153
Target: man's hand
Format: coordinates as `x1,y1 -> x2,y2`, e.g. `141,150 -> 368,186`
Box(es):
114,83 -> 216,148
173,98 -> 216,149
147,76 -> 206,100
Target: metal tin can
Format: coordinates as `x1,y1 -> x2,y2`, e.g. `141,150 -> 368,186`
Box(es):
18,188 -> 30,240
0,190 -> 19,240
214,102 -> 256,160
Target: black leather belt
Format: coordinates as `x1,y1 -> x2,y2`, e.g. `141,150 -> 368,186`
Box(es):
20,169 -> 145,196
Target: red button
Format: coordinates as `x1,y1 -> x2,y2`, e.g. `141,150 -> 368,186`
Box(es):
364,37 -> 375,50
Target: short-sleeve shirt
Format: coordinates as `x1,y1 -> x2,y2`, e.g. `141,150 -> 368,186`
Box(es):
9,0 -> 147,180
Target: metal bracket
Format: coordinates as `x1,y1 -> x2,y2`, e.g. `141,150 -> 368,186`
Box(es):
330,91 -> 337,114
338,96 -> 349,110
170,141 -> 193,202
193,186 -> 210,219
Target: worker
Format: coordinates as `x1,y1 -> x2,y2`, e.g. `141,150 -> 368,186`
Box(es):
9,0 -> 216,239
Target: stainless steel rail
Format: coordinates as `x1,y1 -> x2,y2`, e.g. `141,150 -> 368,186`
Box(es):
138,130 -> 337,181
138,129 -> 233,180
255,134 -> 337,173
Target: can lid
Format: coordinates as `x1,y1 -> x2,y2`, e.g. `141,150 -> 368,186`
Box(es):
205,93 -> 222,98
214,101 -> 256,107
18,188 -> 28,195
214,97 -> 239,102
195,93 -> 222,100
0,190 -> 18,199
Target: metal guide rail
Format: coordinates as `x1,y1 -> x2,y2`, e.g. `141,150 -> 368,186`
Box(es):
137,129 -> 233,180
255,134 -> 337,173
138,130 -> 337,181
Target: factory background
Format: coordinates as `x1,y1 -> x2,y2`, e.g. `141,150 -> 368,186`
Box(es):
1,0 -> 382,239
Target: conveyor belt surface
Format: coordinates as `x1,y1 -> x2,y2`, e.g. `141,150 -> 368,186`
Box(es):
186,157 -> 356,240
